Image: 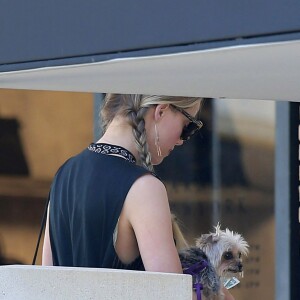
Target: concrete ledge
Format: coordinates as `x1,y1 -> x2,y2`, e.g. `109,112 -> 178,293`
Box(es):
0,265 -> 192,300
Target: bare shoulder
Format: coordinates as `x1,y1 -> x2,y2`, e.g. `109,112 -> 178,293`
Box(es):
131,173 -> 166,195
126,173 -> 168,210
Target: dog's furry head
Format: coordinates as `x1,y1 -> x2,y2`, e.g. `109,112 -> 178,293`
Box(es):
195,223 -> 249,279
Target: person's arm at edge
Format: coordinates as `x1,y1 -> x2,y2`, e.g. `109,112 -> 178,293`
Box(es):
42,206 -> 53,266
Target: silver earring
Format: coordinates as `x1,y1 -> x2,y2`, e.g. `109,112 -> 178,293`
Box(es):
154,123 -> 162,157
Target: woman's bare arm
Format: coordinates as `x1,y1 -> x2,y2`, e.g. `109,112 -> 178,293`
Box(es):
124,174 -> 182,273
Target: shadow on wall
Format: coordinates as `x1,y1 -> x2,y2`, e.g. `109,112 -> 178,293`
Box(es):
0,237 -> 23,265
0,118 -> 29,176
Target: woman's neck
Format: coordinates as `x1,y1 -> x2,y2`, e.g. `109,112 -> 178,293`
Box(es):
97,118 -> 139,160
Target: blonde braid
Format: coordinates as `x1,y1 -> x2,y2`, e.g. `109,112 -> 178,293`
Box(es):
125,95 -> 154,172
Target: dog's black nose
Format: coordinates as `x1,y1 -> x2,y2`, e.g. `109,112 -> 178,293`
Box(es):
238,262 -> 243,272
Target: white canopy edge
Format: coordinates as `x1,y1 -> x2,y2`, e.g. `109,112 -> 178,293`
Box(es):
0,40 -> 299,101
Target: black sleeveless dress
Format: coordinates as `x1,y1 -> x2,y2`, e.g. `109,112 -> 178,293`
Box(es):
49,143 -> 151,270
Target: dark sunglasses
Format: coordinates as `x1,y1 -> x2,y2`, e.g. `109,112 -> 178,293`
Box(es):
171,104 -> 203,141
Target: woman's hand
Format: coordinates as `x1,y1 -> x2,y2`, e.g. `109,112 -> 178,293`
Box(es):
222,287 -> 235,300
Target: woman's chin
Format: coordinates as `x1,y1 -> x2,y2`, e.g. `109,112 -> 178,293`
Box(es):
151,156 -> 165,166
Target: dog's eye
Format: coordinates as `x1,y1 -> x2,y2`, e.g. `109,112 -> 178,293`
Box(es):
239,252 -> 242,258
224,252 -> 233,260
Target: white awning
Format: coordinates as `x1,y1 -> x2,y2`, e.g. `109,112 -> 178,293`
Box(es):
0,40 -> 299,101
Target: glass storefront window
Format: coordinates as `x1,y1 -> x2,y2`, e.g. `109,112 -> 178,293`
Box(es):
156,98 -> 275,300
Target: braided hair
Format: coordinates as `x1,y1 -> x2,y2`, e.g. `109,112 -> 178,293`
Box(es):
100,94 -> 203,172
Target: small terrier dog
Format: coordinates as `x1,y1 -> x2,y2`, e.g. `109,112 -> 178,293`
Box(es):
172,216 -> 249,300
195,223 -> 249,281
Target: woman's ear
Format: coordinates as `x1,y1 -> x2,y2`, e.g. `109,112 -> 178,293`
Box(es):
154,104 -> 170,122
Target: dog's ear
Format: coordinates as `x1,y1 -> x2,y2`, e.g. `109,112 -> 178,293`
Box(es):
211,233 -> 221,243
196,233 -> 220,247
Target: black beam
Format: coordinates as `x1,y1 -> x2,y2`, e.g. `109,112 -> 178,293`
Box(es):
289,102 -> 300,300
1,0 -> 300,70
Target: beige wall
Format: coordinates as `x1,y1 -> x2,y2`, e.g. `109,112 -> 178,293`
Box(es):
0,89 -> 93,264
0,88 -> 94,179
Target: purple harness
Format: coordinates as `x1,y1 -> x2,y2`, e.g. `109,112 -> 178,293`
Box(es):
182,260 -> 208,300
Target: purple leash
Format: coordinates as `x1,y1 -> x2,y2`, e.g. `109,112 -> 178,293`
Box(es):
182,260 -> 208,300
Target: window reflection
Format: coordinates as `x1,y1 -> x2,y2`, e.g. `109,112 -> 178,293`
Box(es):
156,98 -> 275,300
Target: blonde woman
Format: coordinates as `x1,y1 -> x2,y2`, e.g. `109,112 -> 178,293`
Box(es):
42,94 -> 233,300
